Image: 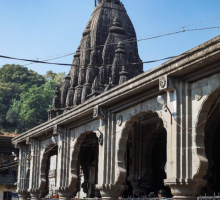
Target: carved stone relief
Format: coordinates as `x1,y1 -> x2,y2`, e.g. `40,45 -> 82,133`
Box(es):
117,115 -> 123,126
93,105 -> 105,119
194,87 -> 203,101
159,76 -> 167,88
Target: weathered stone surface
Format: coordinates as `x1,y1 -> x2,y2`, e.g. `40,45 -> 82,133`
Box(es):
49,0 -> 143,117
12,0 -> 220,199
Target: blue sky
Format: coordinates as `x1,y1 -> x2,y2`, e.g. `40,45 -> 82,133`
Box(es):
0,0 -> 220,75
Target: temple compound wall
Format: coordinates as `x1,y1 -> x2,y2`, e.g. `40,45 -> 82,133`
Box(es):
12,1 -> 220,200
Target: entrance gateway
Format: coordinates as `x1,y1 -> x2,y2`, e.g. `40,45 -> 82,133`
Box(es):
12,0 -> 220,199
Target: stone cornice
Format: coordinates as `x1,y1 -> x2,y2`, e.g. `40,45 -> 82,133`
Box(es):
12,35 -> 220,144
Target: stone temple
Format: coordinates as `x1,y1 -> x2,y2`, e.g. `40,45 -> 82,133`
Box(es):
48,0 -> 143,119
12,0 -> 220,200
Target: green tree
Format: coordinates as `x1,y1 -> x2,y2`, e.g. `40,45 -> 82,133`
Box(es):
44,70 -> 66,86
11,80 -> 56,129
0,64 -> 45,86
0,82 -> 22,128
0,65 -> 65,132
54,72 -> 66,86
6,107 -> 19,124
45,70 -> 57,80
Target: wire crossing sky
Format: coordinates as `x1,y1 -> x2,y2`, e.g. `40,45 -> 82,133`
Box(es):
0,0 -> 220,75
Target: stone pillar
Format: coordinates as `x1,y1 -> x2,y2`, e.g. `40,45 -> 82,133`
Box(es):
98,185 -> 128,200
58,190 -> 74,200
30,191 -> 40,200
15,143 -> 30,196
165,179 -> 206,200
18,191 -> 29,200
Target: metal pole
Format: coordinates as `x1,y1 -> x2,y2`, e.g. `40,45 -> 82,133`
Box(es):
165,105 -> 173,125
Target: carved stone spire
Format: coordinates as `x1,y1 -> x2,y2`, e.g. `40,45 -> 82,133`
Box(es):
92,77 -> 100,93
66,75 -> 75,109
52,86 -> 61,109
50,0 -> 143,118
60,74 -> 71,108
81,48 -> 99,103
109,17 -> 125,34
73,86 -> 82,106
88,77 -> 102,99
81,84 -> 91,103
99,0 -> 121,4
102,17 -> 125,66
78,66 -> 87,86
70,47 -> 80,88
112,42 -> 130,85
99,65 -> 107,90
89,48 -> 98,65
83,21 -> 91,37
119,65 -> 129,85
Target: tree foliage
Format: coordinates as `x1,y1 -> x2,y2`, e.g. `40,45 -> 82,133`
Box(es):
0,64 -> 65,133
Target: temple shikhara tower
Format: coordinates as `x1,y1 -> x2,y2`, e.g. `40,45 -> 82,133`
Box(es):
49,0 -> 143,118
13,0 -> 220,200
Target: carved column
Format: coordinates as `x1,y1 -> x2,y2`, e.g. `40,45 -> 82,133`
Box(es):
98,185 -> 127,200
15,143 -> 30,200
93,105 -> 105,187
166,180 -> 206,200
94,106 -> 128,199
29,190 -> 40,200
18,192 -> 29,200
159,75 -> 206,199
28,138 -> 42,197
58,189 -> 75,200
55,125 -> 77,199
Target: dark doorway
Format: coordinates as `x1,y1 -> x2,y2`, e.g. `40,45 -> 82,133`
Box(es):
44,144 -> 58,198
122,114 -> 171,197
3,192 -> 12,200
78,132 -> 99,198
205,122 -> 220,195
151,129 -> 167,192
151,128 -> 171,197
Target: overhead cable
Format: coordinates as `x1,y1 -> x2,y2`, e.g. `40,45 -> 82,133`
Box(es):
0,95 -> 219,171
17,16 -> 220,66
29,26 -> 220,64
1,26 -> 220,68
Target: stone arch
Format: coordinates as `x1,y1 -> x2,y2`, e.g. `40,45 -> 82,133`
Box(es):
68,128 -> 99,190
193,87 -> 220,180
115,110 -> 166,185
39,143 -> 58,191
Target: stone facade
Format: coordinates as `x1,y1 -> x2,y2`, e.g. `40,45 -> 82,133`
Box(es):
12,0 -> 220,200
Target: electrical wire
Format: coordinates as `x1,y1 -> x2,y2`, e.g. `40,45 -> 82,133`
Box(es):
0,160 -> 18,167
1,95 -> 219,170
16,16 -> 220,66
0,163 -> 19,171
1,96 -> 219,171
2,26 -> 220,67
0,96 -> 218,171
1,20 -> 220,172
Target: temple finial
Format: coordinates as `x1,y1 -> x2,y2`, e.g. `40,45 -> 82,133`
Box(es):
98,0 -> 121,5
